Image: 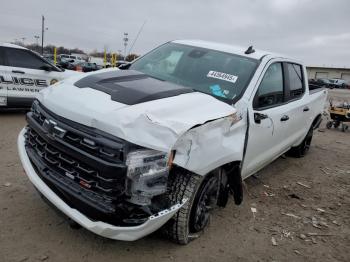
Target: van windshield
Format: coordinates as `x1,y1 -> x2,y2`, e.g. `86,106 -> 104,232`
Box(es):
130,43 -> 259,102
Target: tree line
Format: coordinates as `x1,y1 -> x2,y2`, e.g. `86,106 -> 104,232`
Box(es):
19,43 -> 139,62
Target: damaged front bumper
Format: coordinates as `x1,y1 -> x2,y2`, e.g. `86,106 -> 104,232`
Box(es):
18,128 -> 186,241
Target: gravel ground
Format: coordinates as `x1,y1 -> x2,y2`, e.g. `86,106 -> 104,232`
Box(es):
0,89 -> 349,262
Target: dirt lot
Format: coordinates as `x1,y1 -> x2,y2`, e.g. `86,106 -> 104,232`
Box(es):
0,90 -> 349,262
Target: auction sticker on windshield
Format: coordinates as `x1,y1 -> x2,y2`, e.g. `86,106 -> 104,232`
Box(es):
207,71 -> 238,84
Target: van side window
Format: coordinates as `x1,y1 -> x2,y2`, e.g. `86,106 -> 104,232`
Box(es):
0,47 -> 5,66
254,63 -> 284,109
4,47 -> 48,70
287,63 -> 304,99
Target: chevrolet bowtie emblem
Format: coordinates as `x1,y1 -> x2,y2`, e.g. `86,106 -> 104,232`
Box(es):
43,119 -> 66,138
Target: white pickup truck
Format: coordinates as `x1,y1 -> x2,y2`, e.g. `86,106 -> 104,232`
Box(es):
18,40 -> 327,244
0,43 -> 79,108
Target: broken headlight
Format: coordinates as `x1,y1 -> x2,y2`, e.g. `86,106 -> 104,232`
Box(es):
125,149 -> 172,205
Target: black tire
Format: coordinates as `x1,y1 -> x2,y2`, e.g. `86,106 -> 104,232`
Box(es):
326,121 -> 333,129
334,121 -> 340,129
163,169 -> 219,244
287,127 -> 313,158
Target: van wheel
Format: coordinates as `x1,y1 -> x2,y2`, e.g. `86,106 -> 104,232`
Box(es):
163,169 -> 219,244
287,127 -> 313,158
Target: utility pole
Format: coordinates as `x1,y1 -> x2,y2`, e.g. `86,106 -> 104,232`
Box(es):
123,32 -> 129,60
41,15 -> 45,54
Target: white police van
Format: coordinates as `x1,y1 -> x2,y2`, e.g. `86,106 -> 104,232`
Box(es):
0,43 -> 79,108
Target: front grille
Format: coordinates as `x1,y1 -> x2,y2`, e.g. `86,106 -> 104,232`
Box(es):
26,127 -> 123,198
32,104 -> 124,163
25,102 -> 128,201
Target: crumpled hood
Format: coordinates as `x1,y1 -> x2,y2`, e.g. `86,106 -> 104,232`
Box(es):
36,72 -> 236,152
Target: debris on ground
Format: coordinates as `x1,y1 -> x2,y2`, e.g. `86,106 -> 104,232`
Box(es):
294,250 -> 302,255
39,255 -> 49,261
332,220 -> 341,226
299,234 -> 307,240
288,193 -> 301,200
307,233 -> 334,237
311,237 -> 317,244
311,217 -> 321,228
263,191 -> 275,197
271,236 -> 278,246
320,168 -> 330,175
281,212 -> 301,219
296,181 -> 311,189
315,207 -> 336,215
251,207 -> 257,218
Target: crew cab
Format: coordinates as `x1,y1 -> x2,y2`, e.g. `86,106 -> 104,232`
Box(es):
0,43 -> 79,108
18,40 -> 327,244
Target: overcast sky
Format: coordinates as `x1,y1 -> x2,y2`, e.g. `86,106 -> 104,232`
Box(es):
0,0 -> 349,67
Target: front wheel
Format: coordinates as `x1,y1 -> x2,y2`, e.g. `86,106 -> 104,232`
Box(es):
163,169 -> 219,244
287,127 -> 313,158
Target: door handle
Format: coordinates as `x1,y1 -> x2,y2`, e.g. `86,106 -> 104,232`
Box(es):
303,107 -> 310,112
12,70 -> 25,74
280,115 -> 289,121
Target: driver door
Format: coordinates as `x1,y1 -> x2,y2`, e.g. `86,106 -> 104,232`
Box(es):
242,62 -> 293,178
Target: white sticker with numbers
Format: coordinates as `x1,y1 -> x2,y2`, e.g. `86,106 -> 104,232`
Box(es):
207,71 -> 238,83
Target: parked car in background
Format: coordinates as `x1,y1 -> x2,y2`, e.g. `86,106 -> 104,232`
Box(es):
58,54 -> 84,63
64,61 -> 99,72
77,62 -> 100,72
0,43 -> 80,108
329,78 -> 349,89
314,78 -> 334,88
18,40 -> 327,244
43,54 -> 55,64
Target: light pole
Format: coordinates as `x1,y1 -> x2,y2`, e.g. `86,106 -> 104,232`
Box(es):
123,32 -> 129,60
34,35 -> 40,46
41,16 -> 48,54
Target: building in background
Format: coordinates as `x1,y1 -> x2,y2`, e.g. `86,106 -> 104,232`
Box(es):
307,66 -> 350,81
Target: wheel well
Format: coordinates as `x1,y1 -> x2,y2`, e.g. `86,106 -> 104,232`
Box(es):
217,161 -> 243,206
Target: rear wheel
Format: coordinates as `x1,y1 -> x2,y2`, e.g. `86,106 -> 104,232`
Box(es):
164,169 -> 219,244
287,127 -> 313,158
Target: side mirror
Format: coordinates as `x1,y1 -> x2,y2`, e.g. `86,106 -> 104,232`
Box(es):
40,64 -> 53,72
254,112 -> 268,124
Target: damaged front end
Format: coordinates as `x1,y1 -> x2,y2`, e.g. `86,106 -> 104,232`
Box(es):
23,101 -> 183,230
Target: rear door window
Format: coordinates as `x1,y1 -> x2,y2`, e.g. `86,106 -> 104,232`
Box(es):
286,63 -> 304,99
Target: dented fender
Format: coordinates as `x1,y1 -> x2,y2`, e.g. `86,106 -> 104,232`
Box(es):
173,116 -> 247,175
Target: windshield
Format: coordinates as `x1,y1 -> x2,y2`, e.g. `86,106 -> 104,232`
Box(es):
130,43 -> 258,102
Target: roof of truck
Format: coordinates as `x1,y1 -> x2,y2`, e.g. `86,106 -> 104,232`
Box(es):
173,39 -> 284,60
0,42 -> 27,50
